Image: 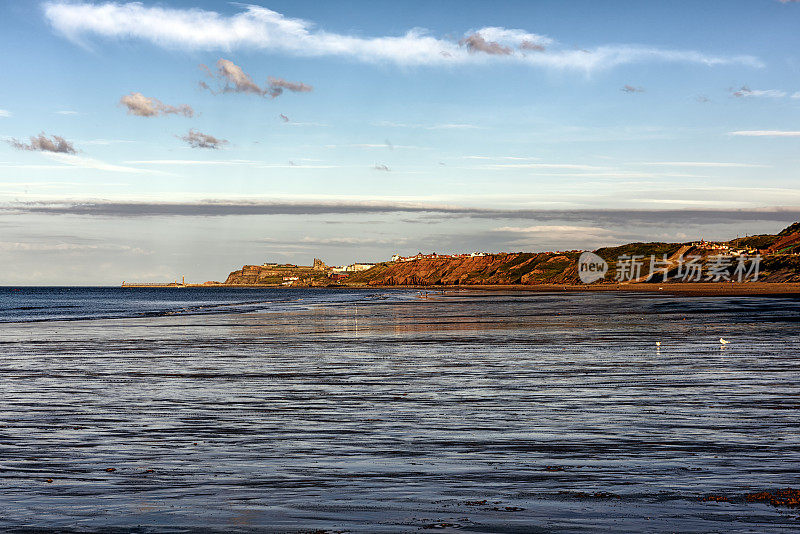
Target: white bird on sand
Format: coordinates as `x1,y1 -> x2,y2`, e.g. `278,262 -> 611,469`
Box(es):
719,337 -> 730,345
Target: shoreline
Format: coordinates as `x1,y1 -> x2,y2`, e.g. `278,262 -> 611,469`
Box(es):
116,282 -> 800,297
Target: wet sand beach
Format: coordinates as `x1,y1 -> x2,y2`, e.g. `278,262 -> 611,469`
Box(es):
213,282 -> 800,297
0,288 -> 798,532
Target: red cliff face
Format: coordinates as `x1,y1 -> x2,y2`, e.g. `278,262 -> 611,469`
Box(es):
347,253 -> 581,286
766,232 -> 800,254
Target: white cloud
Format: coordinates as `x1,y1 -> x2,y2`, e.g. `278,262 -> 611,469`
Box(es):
0,242 -> 150,253
43,2 -> 762,71
731,86 -> 787,98
259,163 -> 341,169
298,236 -> 404,245
45,153 -> 172,174
0,162 -> 71,170
55,110 -> 79,115
483,163 -> 608,170
0,109 -> 11,118
325,143 -> 427,150
749,89 -> 785,97
425,123 -> 481,130
729,130 -> 800,137
120,92 -> 194,117
463,156 -> 539,161
0,180 -> 126,188
81,138 -> 135,145
634,161 -> 767,167
473,27 -> 553,49
374,121 -> 480,130
282,121 -> 328,127
494,225 -> 608,233
125,159 -> 259,165
116,159 -> 342,169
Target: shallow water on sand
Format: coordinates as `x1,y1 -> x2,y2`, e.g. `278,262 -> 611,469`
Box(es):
1,288 -> 799,532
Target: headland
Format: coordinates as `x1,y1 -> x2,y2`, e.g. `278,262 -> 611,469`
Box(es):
124,222 -> 800,295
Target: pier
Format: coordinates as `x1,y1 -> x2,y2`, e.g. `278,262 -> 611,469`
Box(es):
122,276 -> 187,288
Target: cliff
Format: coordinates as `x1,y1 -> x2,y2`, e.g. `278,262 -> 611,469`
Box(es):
221,223 -> 800,287
224,264 -> 331,286
346,252 -> 582,286
346,230 -> 800,286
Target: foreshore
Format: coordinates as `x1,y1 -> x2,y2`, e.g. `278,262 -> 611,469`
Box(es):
416,282 -> 800,296
153,281 -> 800,297
6,287 -> 799,531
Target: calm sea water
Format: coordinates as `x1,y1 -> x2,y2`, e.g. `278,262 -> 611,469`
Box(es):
0,287 -> 798,532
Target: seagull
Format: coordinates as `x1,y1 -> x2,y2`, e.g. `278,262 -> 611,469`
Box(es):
719,337 -> 730,345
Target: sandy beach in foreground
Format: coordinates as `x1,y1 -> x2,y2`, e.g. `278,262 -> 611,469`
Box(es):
2,288 -> 798,532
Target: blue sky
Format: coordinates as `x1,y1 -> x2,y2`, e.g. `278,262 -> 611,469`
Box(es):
1,0 -> 800,284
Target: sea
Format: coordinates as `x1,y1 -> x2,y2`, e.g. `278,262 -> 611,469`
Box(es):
0,287 -> 798,532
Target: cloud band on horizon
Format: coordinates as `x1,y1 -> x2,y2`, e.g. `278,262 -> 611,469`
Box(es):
7,200 -> 800,226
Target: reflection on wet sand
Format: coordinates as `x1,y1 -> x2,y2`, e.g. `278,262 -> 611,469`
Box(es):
0,289 -> 798,532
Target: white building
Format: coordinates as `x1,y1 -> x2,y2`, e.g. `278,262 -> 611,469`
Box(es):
346,263 -> 376,272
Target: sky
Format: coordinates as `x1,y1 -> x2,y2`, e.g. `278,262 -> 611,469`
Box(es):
1,0 -> 800,284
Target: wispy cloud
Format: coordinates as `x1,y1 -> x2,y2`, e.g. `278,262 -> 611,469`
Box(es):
120,159 -> 340,169
55,110 -> 79,115
621,85 -> 644,93
209,58 -> 263,95
259,163 -> 341,169
8,133 -> 76,154
374,121 -> 481,130
459,33 -> 512,55
729,130 -> 800,137
462,156 -> 539,161
493,225 -> 613,241
42,2 -> 762,71
179,129 -> 228,149
282,121 -> 327,127
267,76 -> 312,97
0,241 -> 150,254
427,123 -> 481,130
199,58 -> 312,98
325,143 -> 427,150
634,161 -> 767,167
44,153 -> 171,174
292,236 -> 404,246
81,138 -> 135,146
125,159 -> 256,165
119,92 -> 194,117
731,86 -> 787,98
0,109 -> 11,118
494,224 -> 608,232
482,163 -> 607,170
